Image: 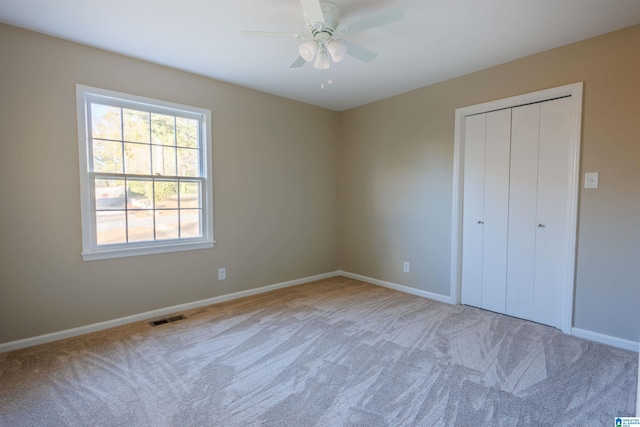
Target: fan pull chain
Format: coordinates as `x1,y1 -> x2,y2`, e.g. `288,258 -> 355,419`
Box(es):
320,57 -> 333,90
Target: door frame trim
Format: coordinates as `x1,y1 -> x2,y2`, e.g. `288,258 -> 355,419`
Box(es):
449,82 -> 583,333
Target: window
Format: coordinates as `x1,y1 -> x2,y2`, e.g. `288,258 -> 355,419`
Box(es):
76,85 -> 214,260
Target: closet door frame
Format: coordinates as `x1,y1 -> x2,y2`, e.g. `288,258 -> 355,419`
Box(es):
450,82 -> 583,334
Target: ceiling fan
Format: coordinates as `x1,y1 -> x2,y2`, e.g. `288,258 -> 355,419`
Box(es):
242,0 -> 404,71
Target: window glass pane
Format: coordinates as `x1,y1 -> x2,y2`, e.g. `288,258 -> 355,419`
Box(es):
124,143 -> 151,175
156,210 -> 179,240
123,109 -> 150,143
127,211 -> 154,242
95,179 -> 125,210
91,104 -> 122,140
93,139 -> 123,173
180,209 -> 202,238
126,179 -> 153,210
151,113 -> 175,146
176,117 -> 199,148
96,211 -> 126,245
177,147 -> 199,177
152,145 -> 177,176
154,180 -> 178,209
179,181 -> 200,208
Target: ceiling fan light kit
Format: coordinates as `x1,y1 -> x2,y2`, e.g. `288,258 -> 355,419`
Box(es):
314,49 -> 331,70
300,27 -> 343,69
327,40 -> 346,63
243,0 -> 404,81
299,40 -> 318,62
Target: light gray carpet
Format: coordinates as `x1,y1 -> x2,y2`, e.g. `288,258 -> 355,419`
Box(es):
0,276 -> 637,426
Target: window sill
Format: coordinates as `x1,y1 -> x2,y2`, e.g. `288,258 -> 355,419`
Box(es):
82,240 -> 215,261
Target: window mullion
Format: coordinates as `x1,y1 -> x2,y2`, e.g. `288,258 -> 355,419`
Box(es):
119,107 -> 125,174
173,115 -> 178,171
148,111 -> 154,176
199,116 -> 204,177
174,117 -> 181,239
119,107 -> 129,243
124,177 -> 130,243
87,103 -> 95,173
152,177 -> 157,242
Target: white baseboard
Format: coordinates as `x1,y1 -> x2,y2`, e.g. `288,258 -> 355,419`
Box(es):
339,271 -> 639,353
338,271 -> 453,304
0,271 -> 341,353
571,327 -> 639,352
5,271 -> 636,354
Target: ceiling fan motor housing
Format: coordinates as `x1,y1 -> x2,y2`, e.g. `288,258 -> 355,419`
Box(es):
308,1 -> 341,32
307,2 -> 341,55
314,30 -> 332,48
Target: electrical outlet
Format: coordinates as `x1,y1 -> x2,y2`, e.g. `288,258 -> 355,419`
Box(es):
218,267 -> 226,281
403,262 -> 410,273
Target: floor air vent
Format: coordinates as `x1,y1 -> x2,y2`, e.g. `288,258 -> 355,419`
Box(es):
149,314 -> 186,327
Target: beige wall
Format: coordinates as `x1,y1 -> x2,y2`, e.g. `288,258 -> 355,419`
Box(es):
1,23 -> 639,346
0,24 -> 339,344
339,25 -> 640,342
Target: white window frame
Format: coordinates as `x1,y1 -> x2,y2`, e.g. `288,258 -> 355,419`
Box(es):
76,84 -> 214,261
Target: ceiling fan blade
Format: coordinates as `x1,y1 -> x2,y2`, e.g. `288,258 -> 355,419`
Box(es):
343,40 -> 378,63
242,31 -> 307,39
338,7 -> 404,35
289,55 -> 307,68
299,0 -> 325,28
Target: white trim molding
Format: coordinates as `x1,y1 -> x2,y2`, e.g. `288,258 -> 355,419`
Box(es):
450,82 -> 583,335
339,271 -> 452,304
4,270 -> 634,355
0,271 -> 340,353
571,328 -> 639,353
339,271 -> 638,352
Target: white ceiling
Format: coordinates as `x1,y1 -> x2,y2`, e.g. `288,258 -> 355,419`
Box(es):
2,0 -> 640,111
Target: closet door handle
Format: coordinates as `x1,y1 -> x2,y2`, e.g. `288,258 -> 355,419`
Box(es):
477,220 -> 484,224
537,223 -> 545,228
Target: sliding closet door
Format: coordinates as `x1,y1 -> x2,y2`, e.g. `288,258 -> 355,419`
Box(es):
533,97 -> 573,328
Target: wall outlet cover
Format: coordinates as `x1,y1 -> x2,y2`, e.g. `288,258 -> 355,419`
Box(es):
585,172 -> 599,189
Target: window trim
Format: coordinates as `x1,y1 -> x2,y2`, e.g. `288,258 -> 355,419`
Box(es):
76,84 -> 214,261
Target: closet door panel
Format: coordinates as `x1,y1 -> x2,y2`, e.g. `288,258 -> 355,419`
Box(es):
461,114 -> 486,307
534,97 -> 573,329
506,103 -> 540,321
480,109 -> 511,313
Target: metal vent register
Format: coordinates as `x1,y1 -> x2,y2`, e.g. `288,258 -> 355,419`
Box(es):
149,314 -> 186,327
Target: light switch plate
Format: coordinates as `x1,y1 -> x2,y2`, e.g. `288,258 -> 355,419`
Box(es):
584,172 -> 599,189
